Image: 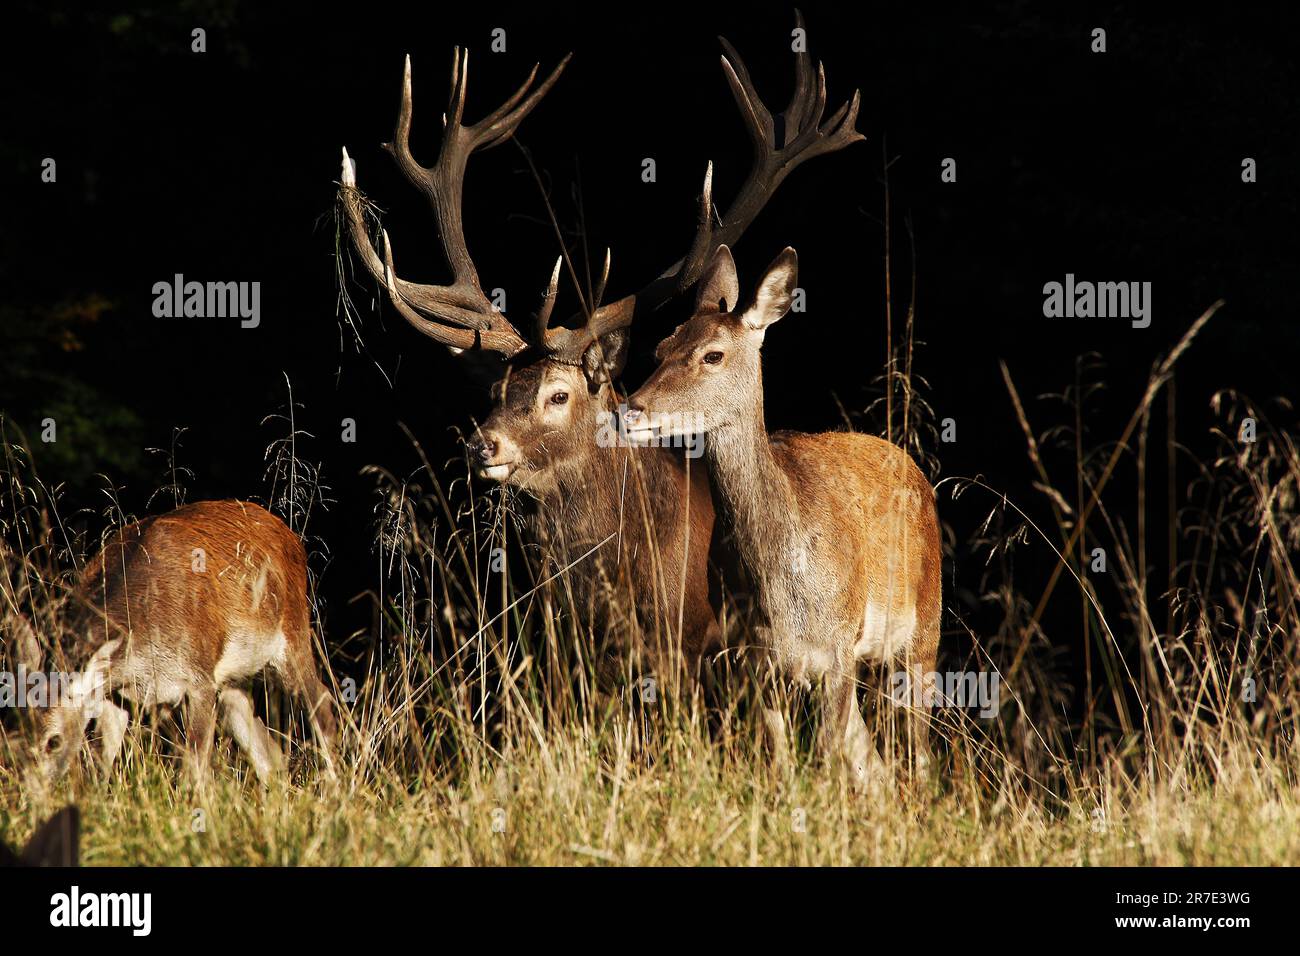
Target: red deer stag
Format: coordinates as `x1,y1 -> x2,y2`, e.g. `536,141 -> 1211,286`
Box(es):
17,500 -> 336,788
625,247 -> 942,784
336,14 -> 864,670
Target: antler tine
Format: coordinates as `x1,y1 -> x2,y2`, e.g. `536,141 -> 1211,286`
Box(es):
542,13 -> 864,366
447,47 -> 470,129
536,247 -> 616,353
446,46 -> 462,118
534,257 -> 562,344
477,54 -> 571,149
338,50 -> 571,359
592,247 -> 612,307
680,160 -> 717,294
800,61 -> 829,139
634,15 -> 864,306
783,10 -> 816,134
338,149 -> 502,330
718,38 -> 772,151
380,229 -> 473,353
475,62 -> 539,137
388,54 -> 422,184
680,14 -> 866,283
788,84 -> 864,163
539,249 -> 632,359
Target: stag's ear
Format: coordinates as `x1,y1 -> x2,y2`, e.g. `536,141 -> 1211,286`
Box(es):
20,806 -> 79,867
582,328 -> 630,390
741,247 -> 798,332
694,245 -> 740,315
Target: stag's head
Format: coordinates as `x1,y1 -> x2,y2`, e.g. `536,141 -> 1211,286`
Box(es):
625,245 -> 797,441
336,12 -> 863,493
469,330 -> 630,494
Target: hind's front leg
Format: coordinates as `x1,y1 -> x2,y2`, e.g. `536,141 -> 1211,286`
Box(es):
96,699 -> 130,775
820,666 -> 887,794
182,686 -> 217,788
745,627 -> 793,777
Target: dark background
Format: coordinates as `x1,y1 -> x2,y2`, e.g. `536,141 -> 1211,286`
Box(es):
2,1 -> 1296,659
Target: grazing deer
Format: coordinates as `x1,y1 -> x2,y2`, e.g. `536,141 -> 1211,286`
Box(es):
18,500 -> 336,788
625,246 -> 942,783
0,806 -> 79,867
336,14 -> 863,669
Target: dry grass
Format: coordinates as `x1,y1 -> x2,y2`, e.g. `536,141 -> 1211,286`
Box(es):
3,309 -> 1300,867
3,738 -> 1298,866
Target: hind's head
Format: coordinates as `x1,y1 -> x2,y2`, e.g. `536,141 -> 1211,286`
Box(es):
9,634 -> 114,790
24,700 -> 92,788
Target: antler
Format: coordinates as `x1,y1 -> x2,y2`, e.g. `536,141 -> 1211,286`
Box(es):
540,10 -> 865,365
339,49 -> 570,357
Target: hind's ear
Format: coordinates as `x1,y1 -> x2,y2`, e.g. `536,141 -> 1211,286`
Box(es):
16,616 -> 43,672
21,805 -> 79,867
2,602 -> 44,673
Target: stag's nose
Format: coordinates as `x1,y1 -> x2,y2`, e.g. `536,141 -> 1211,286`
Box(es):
470,435 -> 498,463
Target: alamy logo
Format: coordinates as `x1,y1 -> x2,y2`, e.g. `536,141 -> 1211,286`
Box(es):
0,667 -> 99,709
152,274 -> 261,328
597,405 -> 704,459
889,670 -> 1001,719
50,886 -> 152,937
1042,274 -> 1151,328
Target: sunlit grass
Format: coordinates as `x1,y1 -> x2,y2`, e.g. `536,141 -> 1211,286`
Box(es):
2,295 -> 1299,866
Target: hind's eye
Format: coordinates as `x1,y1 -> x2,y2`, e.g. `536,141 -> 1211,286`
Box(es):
703,351 -> 724,365
45,735 -> 62,753
549,391 -> 569,406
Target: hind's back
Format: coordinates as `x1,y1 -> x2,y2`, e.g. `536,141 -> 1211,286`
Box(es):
77,501 -> 308,669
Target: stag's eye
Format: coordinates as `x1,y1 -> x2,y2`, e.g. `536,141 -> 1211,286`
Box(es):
702,351 -> 724,365
549,391 -> 569,406
45,734 -> 62,753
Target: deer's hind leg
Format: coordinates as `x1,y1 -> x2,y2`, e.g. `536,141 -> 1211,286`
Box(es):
905,496 -> 943,781
273,631 -> 338,774
902,651 -> 937,782
902,560 -> 942,782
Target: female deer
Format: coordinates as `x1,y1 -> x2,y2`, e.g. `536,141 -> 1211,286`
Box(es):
19,500 -> 336,788
625,246 -> 942,784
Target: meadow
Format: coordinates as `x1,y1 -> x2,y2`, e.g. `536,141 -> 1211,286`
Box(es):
3,294 -> 1298,867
